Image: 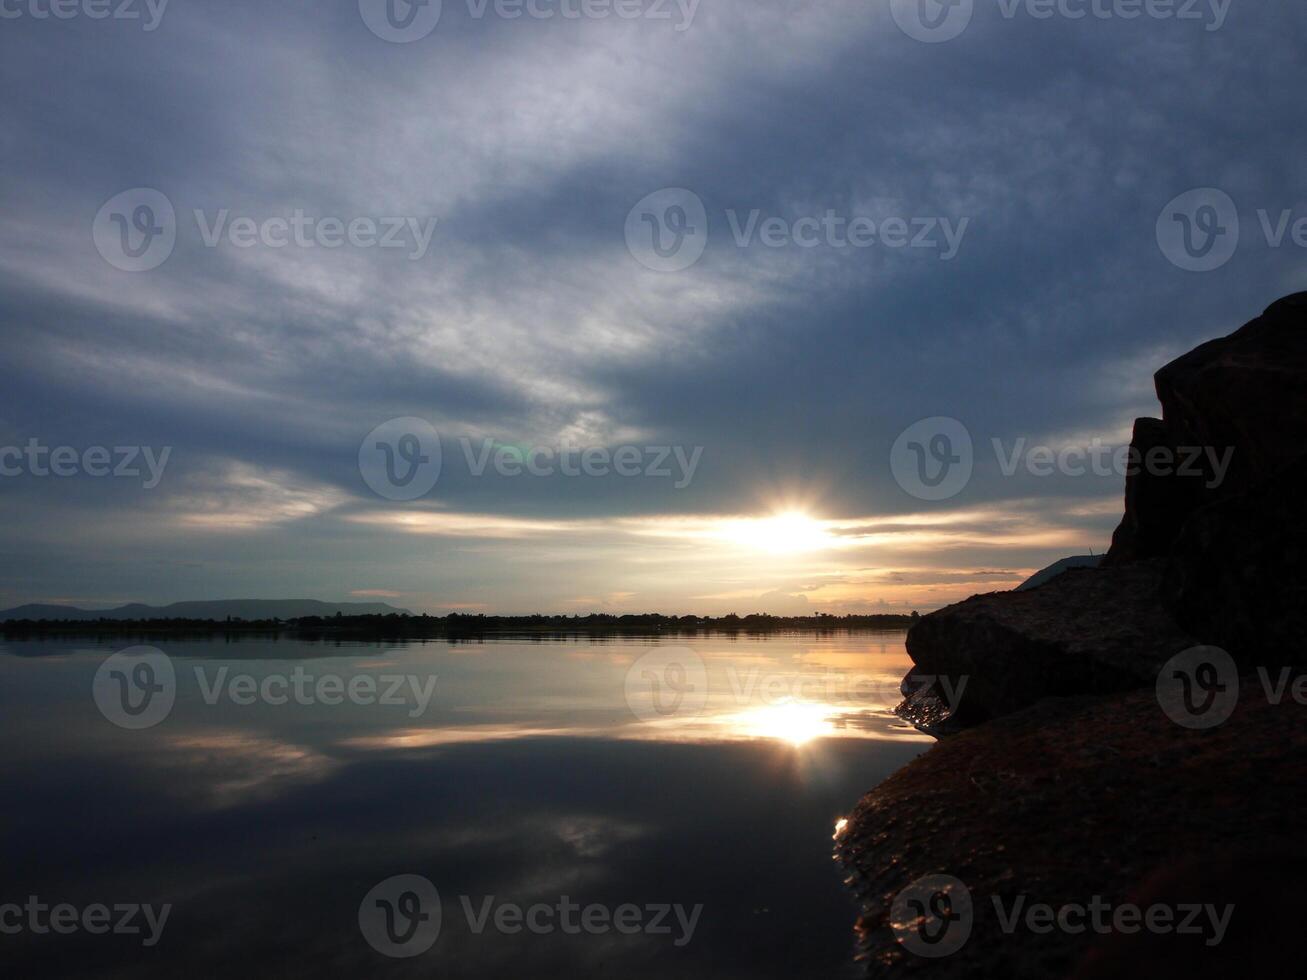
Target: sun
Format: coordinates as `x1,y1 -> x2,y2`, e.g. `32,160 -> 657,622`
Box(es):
722,511 -> 833,554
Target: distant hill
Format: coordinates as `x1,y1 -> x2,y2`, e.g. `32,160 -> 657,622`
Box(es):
1015,555 -> 1102,592
0,599 -> 411,622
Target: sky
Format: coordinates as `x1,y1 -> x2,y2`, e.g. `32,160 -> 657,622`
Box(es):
1,0 -> 1304,615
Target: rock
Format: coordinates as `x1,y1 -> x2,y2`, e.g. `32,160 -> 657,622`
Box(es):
1154,291 -> 1307,493
838,681 -> 1307,978
906,292 -> 1307,723
1071,853 -> 1307,980
1161,453 -> 1307,663
904,560 -> 1194,724
1105,292 -> 1307,563
1103,417 -> 1202,562
848,294 -> 1307,977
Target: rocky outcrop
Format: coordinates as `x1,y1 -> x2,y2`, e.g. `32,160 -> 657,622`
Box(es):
1103,417 -> 1203,562
847,293 -> 1307,977
905,560 -> 1193,725
839,680 -> 1307,978
1153,291 -> 1307,490
1161,452 -> 1307,662
901,293 -> 1307,726
1107,290 -> 1307,563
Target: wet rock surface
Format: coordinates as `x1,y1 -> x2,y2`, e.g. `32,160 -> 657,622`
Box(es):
838,681 -> 1307,978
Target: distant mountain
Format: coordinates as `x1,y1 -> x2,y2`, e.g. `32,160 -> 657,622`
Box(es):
0,599 -> 411,622
1015,555 -> 1102,592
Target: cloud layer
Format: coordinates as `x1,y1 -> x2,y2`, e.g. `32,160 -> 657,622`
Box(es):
1,1 -> 1304,612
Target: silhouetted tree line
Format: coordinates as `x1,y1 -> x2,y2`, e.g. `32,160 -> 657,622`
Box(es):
2,611 -> 919,639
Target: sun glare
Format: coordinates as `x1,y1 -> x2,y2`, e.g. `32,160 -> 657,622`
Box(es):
732,701 -> 837,745
723,512 -> 833,554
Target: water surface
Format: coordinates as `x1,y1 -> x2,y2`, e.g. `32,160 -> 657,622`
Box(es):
0,633 -> 927,977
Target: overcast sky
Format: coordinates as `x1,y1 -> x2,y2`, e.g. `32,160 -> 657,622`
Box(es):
1,0 -> 1304,614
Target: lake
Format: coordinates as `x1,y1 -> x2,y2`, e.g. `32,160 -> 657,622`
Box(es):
0,633 -> 929,977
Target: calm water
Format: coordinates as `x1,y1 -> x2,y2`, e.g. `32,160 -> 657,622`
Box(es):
0,633 -> 928,978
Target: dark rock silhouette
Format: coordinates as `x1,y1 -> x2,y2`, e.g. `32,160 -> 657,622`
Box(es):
1103,416 -> 1199,561
1109,290 -> 1307,563
1162,451 -> 1307,661
842,293 -> 1307,977
900,292 -> 1307,726
840,681 -> 1307,978
906,559 -> 1192,726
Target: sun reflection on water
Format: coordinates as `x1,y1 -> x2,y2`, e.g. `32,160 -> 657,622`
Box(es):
726,701 -> 839,745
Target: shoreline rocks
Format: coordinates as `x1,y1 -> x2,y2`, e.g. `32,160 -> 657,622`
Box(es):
844,292 -> 1307,976
839,680 -> 1307,978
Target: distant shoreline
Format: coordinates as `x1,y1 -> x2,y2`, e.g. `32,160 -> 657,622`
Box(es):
1,612 -> 917,640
